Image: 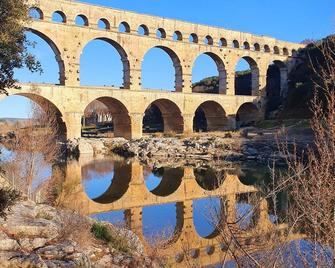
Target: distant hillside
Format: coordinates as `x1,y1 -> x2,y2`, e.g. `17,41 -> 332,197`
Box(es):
0,118 -> 30,124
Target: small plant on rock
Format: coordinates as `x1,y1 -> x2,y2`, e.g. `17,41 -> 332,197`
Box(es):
0,187 -> 20,220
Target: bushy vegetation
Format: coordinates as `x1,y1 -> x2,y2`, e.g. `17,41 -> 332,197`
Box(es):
0,187 -> 20,220
91,222 -> 131,254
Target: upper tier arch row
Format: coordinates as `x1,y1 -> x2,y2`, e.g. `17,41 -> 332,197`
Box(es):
27,0 -> 302,57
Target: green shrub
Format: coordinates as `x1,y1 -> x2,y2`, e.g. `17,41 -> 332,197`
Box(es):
91,222 -> 112,242
0,187 -> 20,220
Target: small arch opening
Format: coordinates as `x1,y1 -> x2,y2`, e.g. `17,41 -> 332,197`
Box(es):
243,42 -> 250,50
219,38 -> 227,47
52,11 -> 66,23
98,18 -> 110,30
189,33 -> 198,43
29,7 -> 43,20
138,24 -> 149,36
283,47 -> 289,55
173,31 -> 183,41
264,45 -> 270,53
75,14 -> 89,26
204,35 -> 214,45
156,28 -> 167,39
118,21 -> 130,33
254,43 -> 260,51
233,40 -> 240,48
274,46 -> 280,54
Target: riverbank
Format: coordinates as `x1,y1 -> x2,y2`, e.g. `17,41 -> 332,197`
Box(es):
100,121 -> 313,167
0,199 -> 160,268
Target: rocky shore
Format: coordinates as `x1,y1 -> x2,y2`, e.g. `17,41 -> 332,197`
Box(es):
0,200 -> 158,268
100,126 -> 313,167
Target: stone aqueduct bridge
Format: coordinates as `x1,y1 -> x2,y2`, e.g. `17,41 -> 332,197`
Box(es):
3,0 -> 303,139
56,158 -> 299,267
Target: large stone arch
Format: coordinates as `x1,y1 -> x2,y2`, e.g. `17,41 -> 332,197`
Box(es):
193,101 -> 228,132
141,46 -> 183,92
234,56 -> 259,96
6,92 -> 67,140
269,60 -> 288,97
192,52 -> 227,94
143,99 -> 184,134
80,37 -> 130,89
236,102 -> 262,127
83,97 -> 131,139
26,28 -> 65,85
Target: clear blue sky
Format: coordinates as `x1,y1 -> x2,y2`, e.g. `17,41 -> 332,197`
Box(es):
1,0 -> 334,118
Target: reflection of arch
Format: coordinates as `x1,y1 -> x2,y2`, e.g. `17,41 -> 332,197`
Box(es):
194,167 -> 225,191
26,28 -> 65,85
193,101 -> 228,132
192,52 -> 227,94
83,97 -> 131,138
149,167 -> 184,196
52,11 -> 66,23
81,37 -> 130,88
236,102 -> 261,126
91,162 -> 132,204
11,93 -> 67,140
143,99 -> 184,133
235,56 -> 259,96
142,46 -> 183,91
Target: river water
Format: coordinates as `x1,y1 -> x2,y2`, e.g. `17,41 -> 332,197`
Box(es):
53,155 -> 287,267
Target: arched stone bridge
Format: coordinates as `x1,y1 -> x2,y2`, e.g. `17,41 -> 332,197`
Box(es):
4,0 -> 303,140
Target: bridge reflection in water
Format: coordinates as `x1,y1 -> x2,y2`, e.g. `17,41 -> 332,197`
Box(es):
57,156 -> 300,267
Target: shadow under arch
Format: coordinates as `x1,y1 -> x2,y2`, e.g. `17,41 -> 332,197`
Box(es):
26,28 -> 65,85
236,102 -> 262,127
141,46 -> 183,91
235,56 -> 259,96
90,161 -> 132,204
143,99 -> 184,134
80,37 -> 130,89
192,52 -> 227,94
193,101 -> 228,132
8,92 -> 67,140
148,167 -> 184,197
83,96 -> 131,139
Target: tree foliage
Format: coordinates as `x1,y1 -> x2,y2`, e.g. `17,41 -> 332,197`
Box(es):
0,0 -> 41,94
